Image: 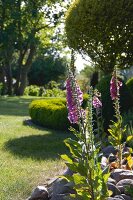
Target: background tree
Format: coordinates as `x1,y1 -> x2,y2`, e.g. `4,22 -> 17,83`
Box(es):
0,0 -> 69,95
77,64 -> 94,92
65,0 -> 133,74
27,55 -> 67,86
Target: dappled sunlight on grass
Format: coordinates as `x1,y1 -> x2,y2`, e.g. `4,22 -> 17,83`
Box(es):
0,96 -> 70,200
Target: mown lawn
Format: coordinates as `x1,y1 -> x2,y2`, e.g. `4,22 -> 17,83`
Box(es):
0,96 -> 70,200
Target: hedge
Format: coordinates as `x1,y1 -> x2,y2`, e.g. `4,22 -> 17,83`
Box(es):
29,95 -> 88,130
29,98 -> 69,130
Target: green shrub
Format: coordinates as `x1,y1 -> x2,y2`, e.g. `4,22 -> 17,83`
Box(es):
45,80 -> 59,89
43,88 -> 66,98
126,77 -> 133,97
24,85 -> 65,97
123,109 -> 133,126
29,98 -> 69,130
24,85 -> 40,96
29,94 -> 88,130
0,83 -> 4,95
96,75 -> 133,130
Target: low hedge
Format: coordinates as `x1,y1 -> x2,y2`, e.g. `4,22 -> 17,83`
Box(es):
29,98 -> 69,130
29,95 -> 88,130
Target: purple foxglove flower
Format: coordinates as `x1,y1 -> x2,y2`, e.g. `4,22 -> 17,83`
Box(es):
93,96 -> 102,108
66,78 -> 84,124
110,76 -> 122,100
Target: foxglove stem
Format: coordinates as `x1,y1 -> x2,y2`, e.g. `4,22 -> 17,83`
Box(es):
114,68 -> 122,168
110,67 -> 123,168
66,66 -> 85,124
66,67 -> 86,160
85,87 -> 95,200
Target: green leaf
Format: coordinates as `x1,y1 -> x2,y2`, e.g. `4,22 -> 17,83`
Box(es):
108,136 -> 118,146
73,173 -> 86,185
126,135 -> 133,142
108,190 -> 113,197
61,154 -> 73,164
103,173 -> 110,182
64,138 -> 82,158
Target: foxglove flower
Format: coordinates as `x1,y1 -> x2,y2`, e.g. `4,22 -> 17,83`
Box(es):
93,96 -> 102,108
110,76 -> 122,100
66,78 -> 84,124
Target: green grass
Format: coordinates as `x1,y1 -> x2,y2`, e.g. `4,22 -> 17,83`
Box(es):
0,96 -> 71,200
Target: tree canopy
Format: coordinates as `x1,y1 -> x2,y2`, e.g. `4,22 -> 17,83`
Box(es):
0,0 -> 69,95
28,55 -> 67,86
65,0 -> 133,73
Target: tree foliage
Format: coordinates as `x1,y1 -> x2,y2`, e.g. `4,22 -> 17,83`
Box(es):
0,0 -> 69,95
28,55 -> 67,86
65,0 -> 133,73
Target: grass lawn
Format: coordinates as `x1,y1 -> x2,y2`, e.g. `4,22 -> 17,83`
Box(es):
0,96 -> 70,200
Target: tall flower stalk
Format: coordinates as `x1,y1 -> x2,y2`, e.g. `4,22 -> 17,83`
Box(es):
93,90 -> 105,146
108,67 -> 124,168
62,51 -> 109,200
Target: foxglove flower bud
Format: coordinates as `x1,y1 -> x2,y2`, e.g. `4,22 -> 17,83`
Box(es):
66,78 -> 84,124
110,76 -> 122,100
93,96 -> 102,108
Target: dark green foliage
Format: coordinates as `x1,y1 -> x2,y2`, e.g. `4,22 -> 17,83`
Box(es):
96,75 -> 133,129
28,56 -> 67,86
82,93 -> 89,109
123,109 -> 133,127
29,98 -> 70,130
0,83 -> 4,95
126,77 -> 133,97
90,71 -> 99,88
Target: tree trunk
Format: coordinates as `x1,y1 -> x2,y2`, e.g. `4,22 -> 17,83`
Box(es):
17,44 -> 36,96
1,66 -> 7,95
18,68 -> 28,96
4,61 -> 13,95
14,66 -> 22,95
14,50 -> 25,95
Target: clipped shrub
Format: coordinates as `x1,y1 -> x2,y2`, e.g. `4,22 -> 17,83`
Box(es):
24,85 -> 40,96
29,94 -> 88,130
29,98 -> 69,130
96,75 -> 133,130
126,77 -> 133,97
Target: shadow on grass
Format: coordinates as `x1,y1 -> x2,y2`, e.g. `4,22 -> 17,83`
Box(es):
4,130 -> 71,160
